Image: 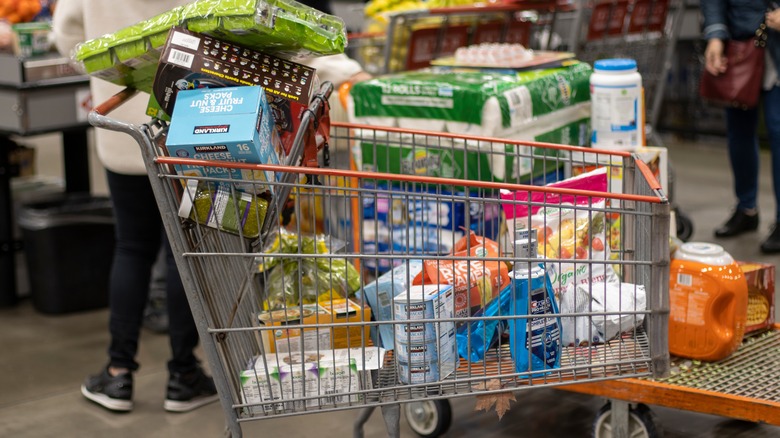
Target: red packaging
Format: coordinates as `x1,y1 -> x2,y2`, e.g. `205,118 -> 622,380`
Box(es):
738,262 -> 775,334
412,232 -> 511,319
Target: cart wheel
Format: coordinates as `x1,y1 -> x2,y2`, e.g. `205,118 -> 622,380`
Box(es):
592,402 -> 661,438
675,208 -> 694,242
403,399 -> 452,438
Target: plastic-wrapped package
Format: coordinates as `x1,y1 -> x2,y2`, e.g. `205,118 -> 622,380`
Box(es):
257,230 -> 361,310
73,0 -> 347,91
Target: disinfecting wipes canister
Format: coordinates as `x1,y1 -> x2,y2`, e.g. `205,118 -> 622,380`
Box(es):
590,58 -> 643,150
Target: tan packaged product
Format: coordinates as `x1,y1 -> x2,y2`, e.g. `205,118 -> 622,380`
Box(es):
256,304 -> 332,354
320,298 -> 372,349
738,262 -> 775,334
257,299 -> 372,353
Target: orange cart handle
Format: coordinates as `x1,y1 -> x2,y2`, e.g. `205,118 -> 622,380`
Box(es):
92,87 -> 139,116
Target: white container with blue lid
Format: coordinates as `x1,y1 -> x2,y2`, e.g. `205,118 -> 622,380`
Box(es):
590,58 -> 644,150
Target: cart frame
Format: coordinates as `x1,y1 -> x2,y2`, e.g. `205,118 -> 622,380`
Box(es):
89,86 -> 671,437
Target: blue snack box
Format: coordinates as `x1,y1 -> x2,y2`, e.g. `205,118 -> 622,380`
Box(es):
166,86 -> 282,193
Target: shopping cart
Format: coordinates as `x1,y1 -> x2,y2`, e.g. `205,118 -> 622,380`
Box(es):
89,83 -> 670,438
349,1 -> 562,75
561,0 -> 694,241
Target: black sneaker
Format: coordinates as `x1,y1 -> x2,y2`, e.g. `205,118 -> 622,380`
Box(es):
81,367 -> 133,412
164,367 -> 219,413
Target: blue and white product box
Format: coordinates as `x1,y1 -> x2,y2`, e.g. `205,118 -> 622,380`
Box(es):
393,284 -> 456,345
358,260 -> 424,349
361,183 -> 501,273
166,86 -> 282,193
397,338 -> 457,384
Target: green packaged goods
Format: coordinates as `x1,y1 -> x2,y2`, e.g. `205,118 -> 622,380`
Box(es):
74,0 -> 346,92
349,62 -> 592,134
178,180 -> 268,238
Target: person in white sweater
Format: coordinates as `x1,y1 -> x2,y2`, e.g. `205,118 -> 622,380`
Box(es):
53,0 -> 219,414
53,0 -> 367,415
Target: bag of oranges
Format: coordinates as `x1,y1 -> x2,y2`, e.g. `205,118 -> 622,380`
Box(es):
0,0 -> 42,24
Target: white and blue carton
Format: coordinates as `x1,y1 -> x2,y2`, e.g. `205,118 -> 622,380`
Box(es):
166,85 -> 283,193
393,284 -> 458,384
358,260 -> 424,349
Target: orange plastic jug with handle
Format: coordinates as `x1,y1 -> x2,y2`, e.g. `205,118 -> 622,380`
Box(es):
669,242 -> 748,361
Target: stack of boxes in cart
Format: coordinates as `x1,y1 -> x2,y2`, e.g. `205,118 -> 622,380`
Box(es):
394,285 -> 458,384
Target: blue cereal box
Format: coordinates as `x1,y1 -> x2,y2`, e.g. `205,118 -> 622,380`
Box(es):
166,86 -> 282,193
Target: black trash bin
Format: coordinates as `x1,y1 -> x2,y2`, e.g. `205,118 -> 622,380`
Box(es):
17,194 -> 115,314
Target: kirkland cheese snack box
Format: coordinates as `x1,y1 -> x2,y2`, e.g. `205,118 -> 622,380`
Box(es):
149,26 -> 316,158
166,85 -> 282,193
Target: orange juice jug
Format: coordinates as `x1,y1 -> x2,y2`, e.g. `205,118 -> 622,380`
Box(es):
669,243 -> 748,361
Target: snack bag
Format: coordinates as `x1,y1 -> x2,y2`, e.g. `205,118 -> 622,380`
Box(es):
412,231 -> 511,319
501,167 -> 620,298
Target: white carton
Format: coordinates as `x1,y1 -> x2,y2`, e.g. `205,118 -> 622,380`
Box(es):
393,284 -> 455,344
240,347 -> 385,414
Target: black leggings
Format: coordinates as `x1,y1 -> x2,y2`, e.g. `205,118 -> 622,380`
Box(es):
106,170 -> 199,374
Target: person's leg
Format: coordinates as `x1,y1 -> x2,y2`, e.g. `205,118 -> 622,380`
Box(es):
760,86 -> 780,252
106,171 -> 163,371
163,235 -> 199,375
162,230 -> 218,413
82,171 -> 162,412
715,106 -> 761,237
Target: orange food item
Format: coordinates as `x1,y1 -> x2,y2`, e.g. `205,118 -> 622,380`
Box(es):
0,0 -> 41,23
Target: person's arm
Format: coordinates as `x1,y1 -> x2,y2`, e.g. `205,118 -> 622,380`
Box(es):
51,0 -> 85,57
700,0 -> 729,76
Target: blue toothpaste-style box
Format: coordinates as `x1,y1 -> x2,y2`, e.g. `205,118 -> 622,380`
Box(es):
166,86 -> 282,193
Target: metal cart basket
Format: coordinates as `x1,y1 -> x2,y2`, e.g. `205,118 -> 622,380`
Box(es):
89,83 -> 670,438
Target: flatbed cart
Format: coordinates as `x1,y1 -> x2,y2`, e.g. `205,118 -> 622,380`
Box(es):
563,325 -> 780,438
89,84 -> 670,438
563,0 -> 694,241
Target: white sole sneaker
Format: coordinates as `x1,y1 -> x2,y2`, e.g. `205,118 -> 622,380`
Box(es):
81,384 -> 133,412
164,394 -> 219,413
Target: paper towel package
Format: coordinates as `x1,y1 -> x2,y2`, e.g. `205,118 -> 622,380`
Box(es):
349,62 -> 592,183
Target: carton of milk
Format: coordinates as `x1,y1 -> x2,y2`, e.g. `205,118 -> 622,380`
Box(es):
166,85 -> 282,193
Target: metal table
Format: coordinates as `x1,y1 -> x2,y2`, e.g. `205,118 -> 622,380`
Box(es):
0,53 -> 91,307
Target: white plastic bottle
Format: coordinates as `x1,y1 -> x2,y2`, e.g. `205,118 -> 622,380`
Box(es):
590,58 -> 644,150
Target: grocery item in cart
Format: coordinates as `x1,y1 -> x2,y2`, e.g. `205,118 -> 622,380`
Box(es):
669,243 -> 748,361
504,229 -> 561,375
166,85 -> 282,193
559,281 -> 646,347
178,179 -> 269,238
737,262 -> 775,334
394,284 -> 457,384
241,347 -> 385,414
501,167 -> 620,298
412,232 -> 510,320
258,231 -> 362,309
360,182 -> 501,273
358,260 -> 425,348
147,27 -> 317,158
257,298 -> 371,353
73,0 -> 346,92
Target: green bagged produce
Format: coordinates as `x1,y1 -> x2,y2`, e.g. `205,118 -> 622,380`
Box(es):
74,0 -> 347,92
258,230 -> 361,310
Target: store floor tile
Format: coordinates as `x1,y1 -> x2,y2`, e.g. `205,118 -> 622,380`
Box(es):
2,134 -> 779,437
